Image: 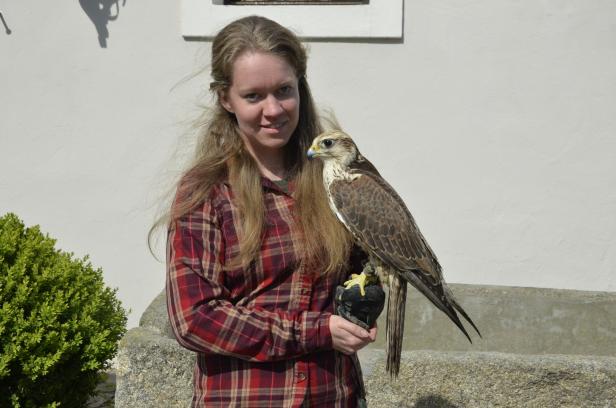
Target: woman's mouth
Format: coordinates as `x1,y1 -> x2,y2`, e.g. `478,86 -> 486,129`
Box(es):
261,121 -> 287,132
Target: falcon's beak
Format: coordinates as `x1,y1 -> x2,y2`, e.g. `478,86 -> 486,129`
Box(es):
307,146 -> 319,159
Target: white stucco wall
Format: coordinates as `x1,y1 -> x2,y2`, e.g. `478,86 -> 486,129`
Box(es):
1,1 -> 615,327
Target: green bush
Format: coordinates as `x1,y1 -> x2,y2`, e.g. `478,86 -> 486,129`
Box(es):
0,213 -> 127,407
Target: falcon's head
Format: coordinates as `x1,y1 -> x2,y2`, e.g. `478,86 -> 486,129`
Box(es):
307,130 -> 358,167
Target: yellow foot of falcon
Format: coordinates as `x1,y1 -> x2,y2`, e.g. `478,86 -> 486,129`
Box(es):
344,272 -> 378,297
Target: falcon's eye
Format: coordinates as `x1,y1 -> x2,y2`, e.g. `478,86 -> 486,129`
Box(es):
322,139 -> 334,148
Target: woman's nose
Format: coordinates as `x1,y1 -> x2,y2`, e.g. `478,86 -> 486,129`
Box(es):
263,95 -> 284,117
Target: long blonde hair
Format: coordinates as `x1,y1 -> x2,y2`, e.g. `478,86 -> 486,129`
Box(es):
153,16 -> 351,274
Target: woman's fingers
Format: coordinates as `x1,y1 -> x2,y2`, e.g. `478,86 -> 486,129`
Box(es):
367,326 -> 378,342
329,315 -> 376,355
338,316 -> 370,338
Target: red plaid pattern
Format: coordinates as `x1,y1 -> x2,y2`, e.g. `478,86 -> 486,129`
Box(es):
167,177 -> 365,407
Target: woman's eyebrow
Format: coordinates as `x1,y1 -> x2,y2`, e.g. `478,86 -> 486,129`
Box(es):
237,80 -> 295,94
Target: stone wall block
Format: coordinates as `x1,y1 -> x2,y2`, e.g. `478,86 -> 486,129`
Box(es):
363,350 -> 616,407
115,327 -> 194,407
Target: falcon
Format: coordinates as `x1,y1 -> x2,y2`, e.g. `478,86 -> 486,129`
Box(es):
307,130 -> 481,377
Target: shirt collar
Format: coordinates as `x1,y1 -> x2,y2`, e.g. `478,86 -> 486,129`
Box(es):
221,175 -> 294,197
261,176 -> 294,196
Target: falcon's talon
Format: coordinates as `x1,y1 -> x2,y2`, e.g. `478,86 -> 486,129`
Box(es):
343,271 -> 377,297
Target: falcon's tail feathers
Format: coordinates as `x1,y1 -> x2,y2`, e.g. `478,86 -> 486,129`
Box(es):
448,293 -> 482,338
385,274 -> 407,378
402,270 -> 477,343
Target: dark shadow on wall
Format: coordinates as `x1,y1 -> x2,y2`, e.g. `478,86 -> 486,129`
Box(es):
79,0 -> 126,48
0,10 -> 12,34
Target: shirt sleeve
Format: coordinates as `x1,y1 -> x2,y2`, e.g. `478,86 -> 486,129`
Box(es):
166,194 -> 332,362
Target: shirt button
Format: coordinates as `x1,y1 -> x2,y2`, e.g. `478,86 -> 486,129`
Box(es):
296,372 -> 306,382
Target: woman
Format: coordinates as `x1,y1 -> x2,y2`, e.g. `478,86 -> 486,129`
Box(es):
165,15 -> 377,407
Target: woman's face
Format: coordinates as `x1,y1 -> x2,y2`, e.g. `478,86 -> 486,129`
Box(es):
221,51 -> 300,163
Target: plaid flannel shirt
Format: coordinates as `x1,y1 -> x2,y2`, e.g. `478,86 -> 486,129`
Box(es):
166,177 -> 365,407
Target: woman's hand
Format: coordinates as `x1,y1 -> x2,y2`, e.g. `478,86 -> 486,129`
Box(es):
329,315 -> 377,355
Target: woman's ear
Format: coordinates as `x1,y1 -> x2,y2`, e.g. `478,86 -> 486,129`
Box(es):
219,90 -> 234,114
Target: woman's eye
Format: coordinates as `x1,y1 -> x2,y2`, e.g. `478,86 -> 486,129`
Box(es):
243,93 -> 260,102
277,86 -> 292,97
322,139 -> 334,148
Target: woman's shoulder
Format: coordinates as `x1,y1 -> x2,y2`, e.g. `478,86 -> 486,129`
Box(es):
172,173 -> 232,216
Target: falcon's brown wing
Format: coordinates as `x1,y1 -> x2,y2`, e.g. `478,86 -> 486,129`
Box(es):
329,169 -> 439,278
329,169 -> 480,340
